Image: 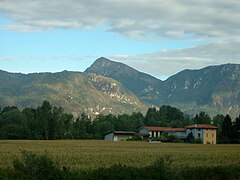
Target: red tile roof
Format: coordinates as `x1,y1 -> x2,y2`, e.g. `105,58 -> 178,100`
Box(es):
168,128 -> 186,132
143,126 -> 171,131
185,124 -> 217,129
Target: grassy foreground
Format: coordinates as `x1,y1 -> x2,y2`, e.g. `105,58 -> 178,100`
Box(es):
0,140 -> 240,170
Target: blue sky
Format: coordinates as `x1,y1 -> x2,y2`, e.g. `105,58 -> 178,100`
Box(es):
0,1 -> 240,80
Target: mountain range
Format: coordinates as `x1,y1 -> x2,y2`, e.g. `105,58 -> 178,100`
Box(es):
1,57 -> 240,117
0,69 -> 148,116
86,57 -> 240,117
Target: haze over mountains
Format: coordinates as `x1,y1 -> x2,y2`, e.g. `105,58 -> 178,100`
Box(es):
1,57 -> 240,117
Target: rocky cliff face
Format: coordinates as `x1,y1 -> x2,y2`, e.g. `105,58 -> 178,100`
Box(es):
86,58 -> 240,117
85,57 -> 163,105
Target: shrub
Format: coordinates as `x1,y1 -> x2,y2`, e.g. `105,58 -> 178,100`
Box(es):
127,134 -> 142,141
152,135 -> 183,143
143,155 -> 174,180
12,151 -> 63,180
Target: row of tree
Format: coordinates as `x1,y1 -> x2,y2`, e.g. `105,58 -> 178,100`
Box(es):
0,101 -> 239,142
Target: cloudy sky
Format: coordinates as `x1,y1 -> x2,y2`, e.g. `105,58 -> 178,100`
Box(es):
0,0 -> 240,80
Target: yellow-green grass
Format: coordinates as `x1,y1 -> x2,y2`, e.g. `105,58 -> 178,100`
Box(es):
0,140 -> 239,169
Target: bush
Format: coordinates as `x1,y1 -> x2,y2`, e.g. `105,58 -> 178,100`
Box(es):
12,151 -> 63,180
127,134 -> 142,141
152,134 -> 183,143
1,152 -> 240,179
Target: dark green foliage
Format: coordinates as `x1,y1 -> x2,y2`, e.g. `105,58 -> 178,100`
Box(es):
144,106 -> 190,127
185,133 -> 204,144
193,111 -> 212,124
127,134 -> 142,141
0,108 -> 30,139
2,152 -> 240,180
0,101 -> 239,142
152,134 -> 184,143
12,151 -> 62,180
179,164 -> 240,180
222,115 -> 233,139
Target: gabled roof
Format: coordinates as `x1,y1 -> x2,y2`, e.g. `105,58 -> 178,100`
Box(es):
185,124 -> 217,129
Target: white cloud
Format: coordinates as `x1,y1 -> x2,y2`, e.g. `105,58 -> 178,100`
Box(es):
0,0 -> 240,41
109,42 -> 240,79
1,0 -> 240,79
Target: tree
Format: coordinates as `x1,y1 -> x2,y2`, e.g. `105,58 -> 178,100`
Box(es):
1,106 -> 18,114
213,114 -> 225,137
193,112 -> 211,124
144,107 -> 160,126
37,101 -> 53,140
130,112 -> 144,131
236,116 -> 240,139
222,115 -> 234,140
158,106 -> 185,127
72,113 -> 91,139
235,115 -> 240,131
22,107 -> 39,139
0,108 -> 30,139
186,132 -> 194,143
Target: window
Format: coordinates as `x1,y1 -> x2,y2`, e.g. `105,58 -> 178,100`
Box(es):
206,133 -> 208,137
198,128 -> 201,131
212,134 -> 214,138
198,133 -> 201,138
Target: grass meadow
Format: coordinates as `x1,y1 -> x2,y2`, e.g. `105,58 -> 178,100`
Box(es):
0,140 -> 239,170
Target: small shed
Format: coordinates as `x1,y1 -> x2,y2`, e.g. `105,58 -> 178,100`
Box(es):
104,131 -> 135,141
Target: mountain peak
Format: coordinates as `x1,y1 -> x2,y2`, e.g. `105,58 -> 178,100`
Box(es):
85,57 -> 163,105
85,57 -> 124,77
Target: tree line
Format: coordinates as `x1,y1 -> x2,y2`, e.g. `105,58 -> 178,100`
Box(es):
0,101 -> 239,142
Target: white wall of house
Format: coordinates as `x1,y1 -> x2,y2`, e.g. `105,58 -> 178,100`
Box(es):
104,133 -> 114,141
186,128 -> 204,140
104,133 -> 133,141
115,134 -> 133,141
173,131 -> 187,138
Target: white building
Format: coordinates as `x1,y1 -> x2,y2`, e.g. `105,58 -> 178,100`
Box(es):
140,124 -> 217,144
139,126 -> 186,138
185,124 -> 217,144
104,131 -> 135,141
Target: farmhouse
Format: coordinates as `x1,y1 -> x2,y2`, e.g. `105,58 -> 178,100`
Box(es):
185,124 -> 217,144
139,126 -> 186,139
104,131 -> 135,141
140,124 -> 217,144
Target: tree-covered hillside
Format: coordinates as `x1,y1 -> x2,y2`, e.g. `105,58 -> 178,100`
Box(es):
0,70 -> 148,116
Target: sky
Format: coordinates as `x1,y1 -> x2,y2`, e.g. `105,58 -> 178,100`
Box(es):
0,0 -> 240,80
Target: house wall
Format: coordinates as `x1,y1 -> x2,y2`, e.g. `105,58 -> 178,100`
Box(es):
115,134 -> 133,141
203,129 -> 217,144
140,126 -> 217,144
104,133 -> 114,141
140,128 -> 149,135
186,128 -> 204,142
173,131 -> 187,138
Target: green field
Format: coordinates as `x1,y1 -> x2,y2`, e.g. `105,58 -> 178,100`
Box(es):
0,140 -> 239,170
